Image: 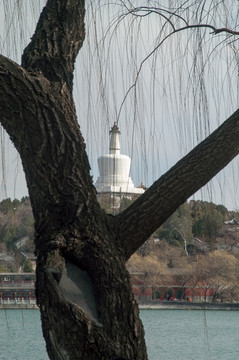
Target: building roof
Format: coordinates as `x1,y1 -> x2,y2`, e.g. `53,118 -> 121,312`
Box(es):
224,217 -> 239,225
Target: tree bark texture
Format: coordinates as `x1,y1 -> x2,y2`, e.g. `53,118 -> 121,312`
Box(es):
0,1 -> 239,359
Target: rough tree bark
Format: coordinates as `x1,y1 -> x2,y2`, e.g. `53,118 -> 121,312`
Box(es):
0,1 -> 239,359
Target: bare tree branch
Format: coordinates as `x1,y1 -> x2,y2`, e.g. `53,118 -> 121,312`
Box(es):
123,6 -> 239,35
115,108 -> 239,259
116,5 -> 239,120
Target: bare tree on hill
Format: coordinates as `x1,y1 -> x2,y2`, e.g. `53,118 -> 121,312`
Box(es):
0,1 -> 239,359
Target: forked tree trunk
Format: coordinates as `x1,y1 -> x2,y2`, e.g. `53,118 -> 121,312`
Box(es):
0,1 -> 239,359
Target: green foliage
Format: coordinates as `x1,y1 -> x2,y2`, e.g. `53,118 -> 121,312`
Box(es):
3,226 -> 18,250
215,204 -> 228,216
157,228 -> 170,241
157,200 -> 232,247
157,202 -> 193,248
167,259 -> 174,268
0,198 -> 12,214
191,201 -> 225,246
0,198 -> 21,214
0,264 -> 9,272
22,258 -> 33,272
0,197 -> 34,252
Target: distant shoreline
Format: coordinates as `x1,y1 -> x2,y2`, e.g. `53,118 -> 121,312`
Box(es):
1,300 -> 238,310
138,300 -> 239,310
0,304 -> 38,309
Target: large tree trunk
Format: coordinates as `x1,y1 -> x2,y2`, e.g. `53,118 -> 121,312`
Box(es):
0,1 -> 239,359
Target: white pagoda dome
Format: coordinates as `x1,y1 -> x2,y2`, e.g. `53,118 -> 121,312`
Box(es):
95,122 -> 144,196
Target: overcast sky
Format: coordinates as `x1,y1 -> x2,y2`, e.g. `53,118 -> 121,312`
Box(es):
1,1 -> 239,211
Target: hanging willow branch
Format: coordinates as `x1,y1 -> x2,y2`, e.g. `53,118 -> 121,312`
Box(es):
115,5 -> 239,121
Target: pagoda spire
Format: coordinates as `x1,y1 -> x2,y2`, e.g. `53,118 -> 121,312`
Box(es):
109,122 -> 121,155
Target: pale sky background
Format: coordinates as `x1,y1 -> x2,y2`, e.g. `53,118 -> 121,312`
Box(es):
1,1 -> 239,210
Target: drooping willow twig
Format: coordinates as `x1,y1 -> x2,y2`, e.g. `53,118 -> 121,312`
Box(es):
116,5 -> 239,123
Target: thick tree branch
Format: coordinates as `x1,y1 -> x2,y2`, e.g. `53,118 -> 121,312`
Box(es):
0,54 -> 98,234
22,0 -> 85,90
115,108 -> 239,259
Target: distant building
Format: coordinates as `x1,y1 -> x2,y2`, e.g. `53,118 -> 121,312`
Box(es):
187,237 -> 209,255
14,235 -> 30,250
224,217 -> 239,225
130,272 -> 216,302
216,217 -> 239,253
95,122 -> 145,211
0,273 -> 36,303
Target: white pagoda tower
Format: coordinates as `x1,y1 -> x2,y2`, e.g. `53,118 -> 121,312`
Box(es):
95,123 -> 145,204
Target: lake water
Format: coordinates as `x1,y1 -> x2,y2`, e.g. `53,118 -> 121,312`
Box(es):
0,309 -> 238,359
140,309 -> 239,360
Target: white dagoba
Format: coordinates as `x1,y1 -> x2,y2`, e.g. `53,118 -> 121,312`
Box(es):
95,122 -> 145,196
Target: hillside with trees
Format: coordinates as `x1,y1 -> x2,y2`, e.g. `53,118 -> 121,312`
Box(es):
127,200 -> 239,303
156,200 -> 239,250
1,196 -> 238,303
0,197 -> 34,272
1,196 -> 237,258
